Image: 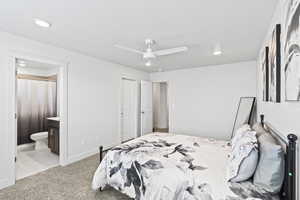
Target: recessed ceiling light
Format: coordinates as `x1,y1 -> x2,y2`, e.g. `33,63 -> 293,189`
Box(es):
34,18 -> 51,28
145,60 -> 152,67
213,44 -> 222,56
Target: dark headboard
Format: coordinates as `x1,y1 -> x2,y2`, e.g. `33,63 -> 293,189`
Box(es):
260,114 -> 298,200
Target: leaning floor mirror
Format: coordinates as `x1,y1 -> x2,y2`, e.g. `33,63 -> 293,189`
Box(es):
231,97 -> 256,139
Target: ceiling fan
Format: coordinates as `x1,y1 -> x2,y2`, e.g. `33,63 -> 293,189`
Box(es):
115,39 -> 188,67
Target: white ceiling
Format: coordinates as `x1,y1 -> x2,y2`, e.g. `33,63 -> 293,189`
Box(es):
0,0 -> 278,72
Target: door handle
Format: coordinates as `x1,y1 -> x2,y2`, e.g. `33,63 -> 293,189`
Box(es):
141,111 -> 145,114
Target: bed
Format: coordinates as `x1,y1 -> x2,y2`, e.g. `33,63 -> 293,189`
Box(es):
92,115 -> 297,200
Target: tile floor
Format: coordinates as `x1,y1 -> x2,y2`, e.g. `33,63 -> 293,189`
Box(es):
16,146 -> 59,180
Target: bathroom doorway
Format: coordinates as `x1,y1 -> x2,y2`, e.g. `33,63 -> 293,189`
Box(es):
13,57 -> 67,181
152,82 -> 169,133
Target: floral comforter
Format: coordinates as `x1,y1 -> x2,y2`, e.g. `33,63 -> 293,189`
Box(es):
92,133 -> 279,200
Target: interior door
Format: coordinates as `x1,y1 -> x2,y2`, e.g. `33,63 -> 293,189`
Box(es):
121,79 -> 138,142
141,80 -> 153,135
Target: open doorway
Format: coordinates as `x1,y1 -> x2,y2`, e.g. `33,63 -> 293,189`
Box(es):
152,82 -> 169,133
14,58 -> 62,180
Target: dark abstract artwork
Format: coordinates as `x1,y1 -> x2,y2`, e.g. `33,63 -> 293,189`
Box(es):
260,47 -> 269,101
269,24 -> 281,103
284,0 -> 300,101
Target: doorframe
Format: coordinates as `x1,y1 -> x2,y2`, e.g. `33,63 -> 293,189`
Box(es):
119,76 -> 138,143
151,80 -> 170,132
8,51 -> 69,185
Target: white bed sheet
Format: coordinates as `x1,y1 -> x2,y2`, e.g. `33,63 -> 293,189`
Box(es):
92,133 -> 279,200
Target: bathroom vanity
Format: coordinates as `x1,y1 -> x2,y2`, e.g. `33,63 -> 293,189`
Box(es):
47,117 -> 60,155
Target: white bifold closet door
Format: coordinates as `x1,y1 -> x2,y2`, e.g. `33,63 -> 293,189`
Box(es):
141,80 -> 153,135
121,78 -> 138,142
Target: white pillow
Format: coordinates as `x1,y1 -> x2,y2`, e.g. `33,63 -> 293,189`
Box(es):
231,124 -> 251,148
227,130 -> 258,182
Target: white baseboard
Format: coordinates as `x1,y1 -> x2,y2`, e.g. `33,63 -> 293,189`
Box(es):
0,178 -> 13,190
65,142 -> 121,166
66,148 -> 99,165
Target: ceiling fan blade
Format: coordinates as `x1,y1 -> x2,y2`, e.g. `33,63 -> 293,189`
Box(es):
114,45 -> 144,54
153,47 -> 188,56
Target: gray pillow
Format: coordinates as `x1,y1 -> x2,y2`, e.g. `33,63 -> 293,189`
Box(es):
252,122 -> 269,138
253,133 -> 285,193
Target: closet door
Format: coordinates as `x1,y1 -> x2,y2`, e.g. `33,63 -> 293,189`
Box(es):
141,80 -> 153,135
121,79 -> 138,142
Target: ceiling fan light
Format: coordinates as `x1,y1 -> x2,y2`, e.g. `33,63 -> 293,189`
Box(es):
213,44 -> 222,55
213,50 -> 222,55
145,60 -> 152,67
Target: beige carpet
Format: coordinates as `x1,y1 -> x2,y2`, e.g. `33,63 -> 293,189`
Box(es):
0,154 -> 131,200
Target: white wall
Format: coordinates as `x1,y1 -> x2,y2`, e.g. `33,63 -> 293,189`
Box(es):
0,31 -> 149,189
151,61 -> 257,140
257,0 -> 300,139
257,1 -> 300,197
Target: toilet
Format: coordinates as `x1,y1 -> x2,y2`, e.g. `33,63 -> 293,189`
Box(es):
30,132 -> 49,150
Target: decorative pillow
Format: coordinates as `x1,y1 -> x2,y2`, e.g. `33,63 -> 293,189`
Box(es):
231,124 -> 251,147
227,130 -> 258,182
253,133 -> 285,194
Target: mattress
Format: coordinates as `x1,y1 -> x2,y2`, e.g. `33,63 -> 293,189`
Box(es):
92,133 -> 279,200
